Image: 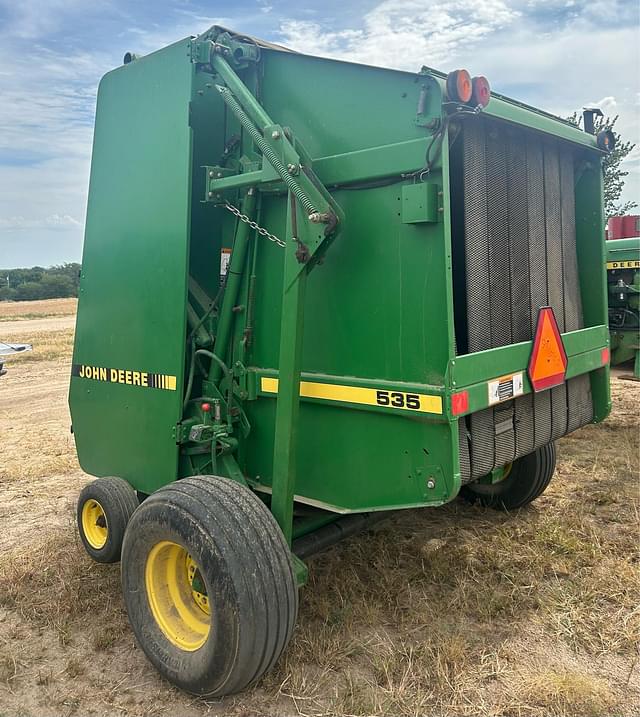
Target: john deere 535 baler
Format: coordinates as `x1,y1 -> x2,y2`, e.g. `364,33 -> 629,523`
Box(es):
69,26 -> 612,696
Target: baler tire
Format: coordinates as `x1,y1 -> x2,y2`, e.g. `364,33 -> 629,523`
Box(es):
120,475 -> 298,697
460,442 -> 556,510
77,477 -> 139,563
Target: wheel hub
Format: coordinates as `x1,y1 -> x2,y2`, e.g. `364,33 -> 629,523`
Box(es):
145,540 -> 211,651
186,555 -> 210,615
81,499 -> 108,549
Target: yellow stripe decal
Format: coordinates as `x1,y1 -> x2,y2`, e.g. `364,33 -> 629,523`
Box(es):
261,377 -> 443,414
607,260 -> 640,269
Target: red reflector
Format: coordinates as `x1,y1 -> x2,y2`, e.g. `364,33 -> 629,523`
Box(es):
446,69 -> 473,103
601,347 -> 610,365
201,402 -> 211,413
452,391 -> 469,416
471,76 -> 491,107
527,307 -> 568,392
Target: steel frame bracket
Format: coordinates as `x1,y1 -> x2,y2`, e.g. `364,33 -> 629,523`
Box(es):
173,419 -> 198,444
204,165 -> 235,183
219,454 -> 248,486
190,39 -> 213,66
291,554 -> 309,587
414,73 -> 443,129
193,45 -> 345,548
196,51 -> 343,278
190,28 -> 260,70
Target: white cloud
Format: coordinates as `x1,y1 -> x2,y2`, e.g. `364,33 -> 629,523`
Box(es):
276,0 -> 639,208
0,0 -> 127,40
0,3 -> 253,267
0,43 -> 101,258
450,21 -> 639,205
279,0 -> 519,69
1,0 -> 637,268
0,214 -> 81,231
123,15 -> 232,55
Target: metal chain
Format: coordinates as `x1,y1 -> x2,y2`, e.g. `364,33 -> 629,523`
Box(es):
221,201 -> 286,248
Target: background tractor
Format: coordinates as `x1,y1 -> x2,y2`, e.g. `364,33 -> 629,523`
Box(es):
606,215 -> 640,378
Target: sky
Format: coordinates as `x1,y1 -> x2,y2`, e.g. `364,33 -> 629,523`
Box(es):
0,0 -> 638,268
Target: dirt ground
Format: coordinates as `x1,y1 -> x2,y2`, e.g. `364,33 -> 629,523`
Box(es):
0,299 -> 638,717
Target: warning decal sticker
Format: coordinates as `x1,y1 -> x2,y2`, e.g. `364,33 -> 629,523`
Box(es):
488,372 -> 524,405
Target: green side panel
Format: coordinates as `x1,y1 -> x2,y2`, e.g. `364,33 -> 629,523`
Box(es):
250,52 -> 454,384
606,237 -> 640,263
258,52 -> 427,155
69,40 -> 194,492
247,401 -> 457,512
231,53 -> 458,511
574,159 -> 610,421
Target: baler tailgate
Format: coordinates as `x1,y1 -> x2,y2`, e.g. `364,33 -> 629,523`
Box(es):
451,116 -> 603,480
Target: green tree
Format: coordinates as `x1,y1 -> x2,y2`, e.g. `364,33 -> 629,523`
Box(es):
0,263 -> 81,302
567,113 -> 637,219
0,286 -> 17,301
39,274 -> 74,298
15,281 -> 45,301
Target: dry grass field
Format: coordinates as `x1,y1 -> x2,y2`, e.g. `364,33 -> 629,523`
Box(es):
0,297 -> 77,321
0,298 -> 638,717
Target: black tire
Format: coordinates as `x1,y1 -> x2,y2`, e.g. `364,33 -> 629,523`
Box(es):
77,477 -> 139,563
460,442 -> 556,510
121,475 -> 298,696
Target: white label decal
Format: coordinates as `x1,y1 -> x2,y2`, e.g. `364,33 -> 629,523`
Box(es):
488,371 -> 524,405
220,248 -> 231,285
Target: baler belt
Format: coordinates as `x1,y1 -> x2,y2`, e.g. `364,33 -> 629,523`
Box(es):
459,117 -> 593,480
524,136 -> 555,453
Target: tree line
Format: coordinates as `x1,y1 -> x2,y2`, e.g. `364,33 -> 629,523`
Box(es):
0,263 -> 80,302
567,113 -> 636,219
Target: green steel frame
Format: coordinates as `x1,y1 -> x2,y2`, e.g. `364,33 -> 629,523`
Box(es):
69,27 -> 611,582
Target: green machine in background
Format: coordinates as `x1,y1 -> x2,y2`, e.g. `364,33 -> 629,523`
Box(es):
606,216 -> 640,378
69,26 -> 613,696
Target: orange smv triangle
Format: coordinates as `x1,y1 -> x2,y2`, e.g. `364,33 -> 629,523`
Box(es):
527,307 -> 568,392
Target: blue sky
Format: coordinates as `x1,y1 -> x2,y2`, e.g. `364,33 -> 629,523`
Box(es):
0,0 -> 638,268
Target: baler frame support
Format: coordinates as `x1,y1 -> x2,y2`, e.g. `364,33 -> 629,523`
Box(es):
194,32 -> 344,547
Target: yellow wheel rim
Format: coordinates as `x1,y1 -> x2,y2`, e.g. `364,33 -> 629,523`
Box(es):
145,541 -> 211,651
81,499 -> 108,549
